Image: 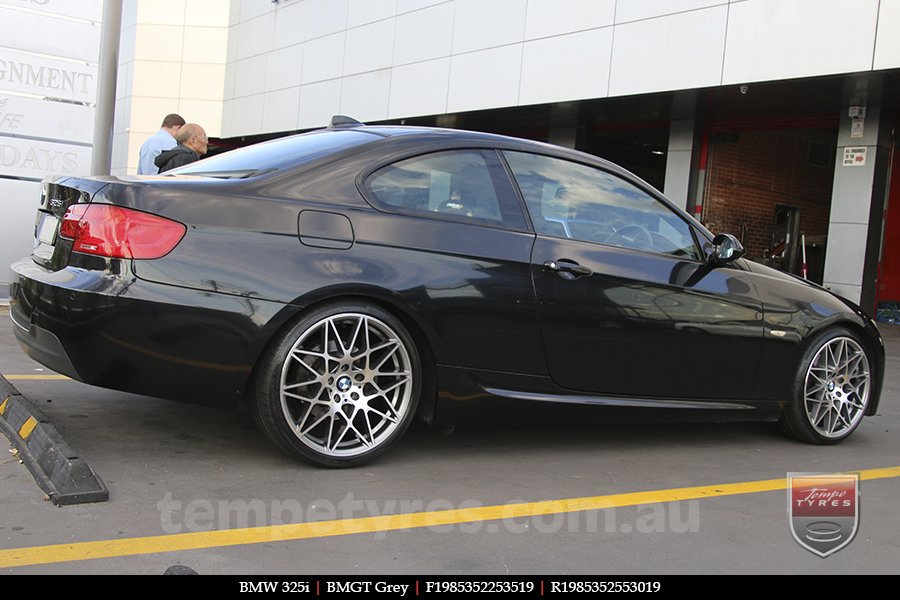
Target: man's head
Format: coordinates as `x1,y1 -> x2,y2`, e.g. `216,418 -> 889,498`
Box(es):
160,113 -> 186,135
176,123 -> 208,156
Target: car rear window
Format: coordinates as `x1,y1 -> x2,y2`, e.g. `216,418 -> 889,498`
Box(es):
168,130 -> 377,178
366,149 -> 528,230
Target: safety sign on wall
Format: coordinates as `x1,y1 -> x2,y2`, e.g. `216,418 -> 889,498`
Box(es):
842,147 -> 867,167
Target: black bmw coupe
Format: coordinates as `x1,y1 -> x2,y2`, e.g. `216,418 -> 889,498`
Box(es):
9,117 -> 884,467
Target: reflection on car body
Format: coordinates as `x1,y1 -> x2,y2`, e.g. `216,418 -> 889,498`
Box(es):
9,116 -> 885,467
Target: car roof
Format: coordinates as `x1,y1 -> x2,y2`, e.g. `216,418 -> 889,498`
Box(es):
329,123 -> 553,146
331,124 -> 588,161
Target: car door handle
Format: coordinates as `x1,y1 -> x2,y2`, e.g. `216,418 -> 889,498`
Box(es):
543,260 -> 593,277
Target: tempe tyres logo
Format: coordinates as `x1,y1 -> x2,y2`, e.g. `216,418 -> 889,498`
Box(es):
788,473 -> 859,557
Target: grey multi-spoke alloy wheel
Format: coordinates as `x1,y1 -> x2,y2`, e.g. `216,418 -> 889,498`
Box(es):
782,328 -> 872,444
255,302 -> 421,467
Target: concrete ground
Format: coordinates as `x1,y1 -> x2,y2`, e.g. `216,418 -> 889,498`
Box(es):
1,304 -> 898,574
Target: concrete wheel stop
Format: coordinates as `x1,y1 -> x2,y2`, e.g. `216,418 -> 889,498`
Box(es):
0,374 -> 108,505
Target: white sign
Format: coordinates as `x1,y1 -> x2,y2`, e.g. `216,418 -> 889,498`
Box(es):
0,178 -> 41,288
842,147 -> 867,167
0,0 -> 102,23
0,94 -> 94,143
0,5 -> 100,64
0,48 -> 97,103
0,136 -> 91,178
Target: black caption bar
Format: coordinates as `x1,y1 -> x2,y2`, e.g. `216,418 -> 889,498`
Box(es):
22,575 -> 882,593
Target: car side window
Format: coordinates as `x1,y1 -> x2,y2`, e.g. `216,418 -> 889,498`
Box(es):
503,151 -> 701,261
366,150 -> 526,230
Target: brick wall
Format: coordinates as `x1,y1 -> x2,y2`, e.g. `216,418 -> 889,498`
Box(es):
702,128 -> 835,271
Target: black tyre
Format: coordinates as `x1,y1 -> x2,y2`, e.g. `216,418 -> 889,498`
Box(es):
254,302 -> 421,467
780,327 -> 873,444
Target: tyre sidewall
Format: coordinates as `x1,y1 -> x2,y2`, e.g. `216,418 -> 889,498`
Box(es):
255,302 -> 422,467
783,326 -> 871,445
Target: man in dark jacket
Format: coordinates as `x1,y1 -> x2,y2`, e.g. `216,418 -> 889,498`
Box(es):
155,123 -> 208,173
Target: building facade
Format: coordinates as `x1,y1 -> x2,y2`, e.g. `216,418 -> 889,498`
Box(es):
111,0 -> 230,176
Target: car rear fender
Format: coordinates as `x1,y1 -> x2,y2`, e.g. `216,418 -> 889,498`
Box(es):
249,288 -> 440,423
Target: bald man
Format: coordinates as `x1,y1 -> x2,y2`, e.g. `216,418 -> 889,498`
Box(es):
154,123 -> 209,173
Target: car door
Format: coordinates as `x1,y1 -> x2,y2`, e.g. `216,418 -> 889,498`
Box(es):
503,150 -> 764,401
363,148 -> 544,376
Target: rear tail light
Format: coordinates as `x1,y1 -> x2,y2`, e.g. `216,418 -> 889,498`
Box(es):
59,204 -> 186,260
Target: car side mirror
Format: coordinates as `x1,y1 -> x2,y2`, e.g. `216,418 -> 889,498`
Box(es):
709,233 -> 745,265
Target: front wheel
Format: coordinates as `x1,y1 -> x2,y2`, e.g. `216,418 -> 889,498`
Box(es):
254,302 -> 421,467
781,328 -> 873,444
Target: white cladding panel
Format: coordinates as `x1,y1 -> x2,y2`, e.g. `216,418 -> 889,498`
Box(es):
340,69 -> 391,122
0,137 -> 91,179
723,0 -> 880,84
300,32 -> 346,84
447,44 -> 523,113
0,178 -> 41,287
348,0 -> 396,28
262,87 -> 301,133
519,28 -> 613,106
0,48 -> 98,104
451,0 -> 527,55
873,0 -> 900,70
0,0 -> 102,21
614,0 -> 726,23
297,79 -> 342,130
222,0 -> 894,136
387,57 -> 450,119
0,5 -> 101,63
0,93 -> 94,143
608,6 -> 728,97
523,0 -> 615,39
392,3 -> 454,66
344,18 -> 396,76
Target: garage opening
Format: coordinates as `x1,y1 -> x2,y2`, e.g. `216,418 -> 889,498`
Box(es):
700,120 -> 837,284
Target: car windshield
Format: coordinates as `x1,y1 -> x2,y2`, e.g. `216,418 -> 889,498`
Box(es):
167,129 -> 378,178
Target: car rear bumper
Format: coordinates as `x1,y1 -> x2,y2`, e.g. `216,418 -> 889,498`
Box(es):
9,257 -> 293,406
10,305 -> 80,380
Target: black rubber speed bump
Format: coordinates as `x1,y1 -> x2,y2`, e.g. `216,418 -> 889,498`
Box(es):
0,375 -> 108,505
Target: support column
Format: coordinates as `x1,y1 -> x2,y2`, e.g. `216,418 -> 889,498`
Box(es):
823,75 -> 892,310
663,119 -> 695,210
663,92 -> 699,210
548,103 -> 579,149
91,0 -> 122,176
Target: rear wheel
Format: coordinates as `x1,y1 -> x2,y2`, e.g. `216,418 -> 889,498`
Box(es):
781,327 -> 872,444
254,302 -> 420,467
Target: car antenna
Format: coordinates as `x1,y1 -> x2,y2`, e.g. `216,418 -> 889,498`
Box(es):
328,115 -> 364,129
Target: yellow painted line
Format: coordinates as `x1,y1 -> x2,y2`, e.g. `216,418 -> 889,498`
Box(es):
0,396 -> 8,416
1,465 -> 899,569
17,416 -> 38,440
1,374 -> 70,381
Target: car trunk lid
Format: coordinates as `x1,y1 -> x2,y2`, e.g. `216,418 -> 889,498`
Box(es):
32,177 -> 109,270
